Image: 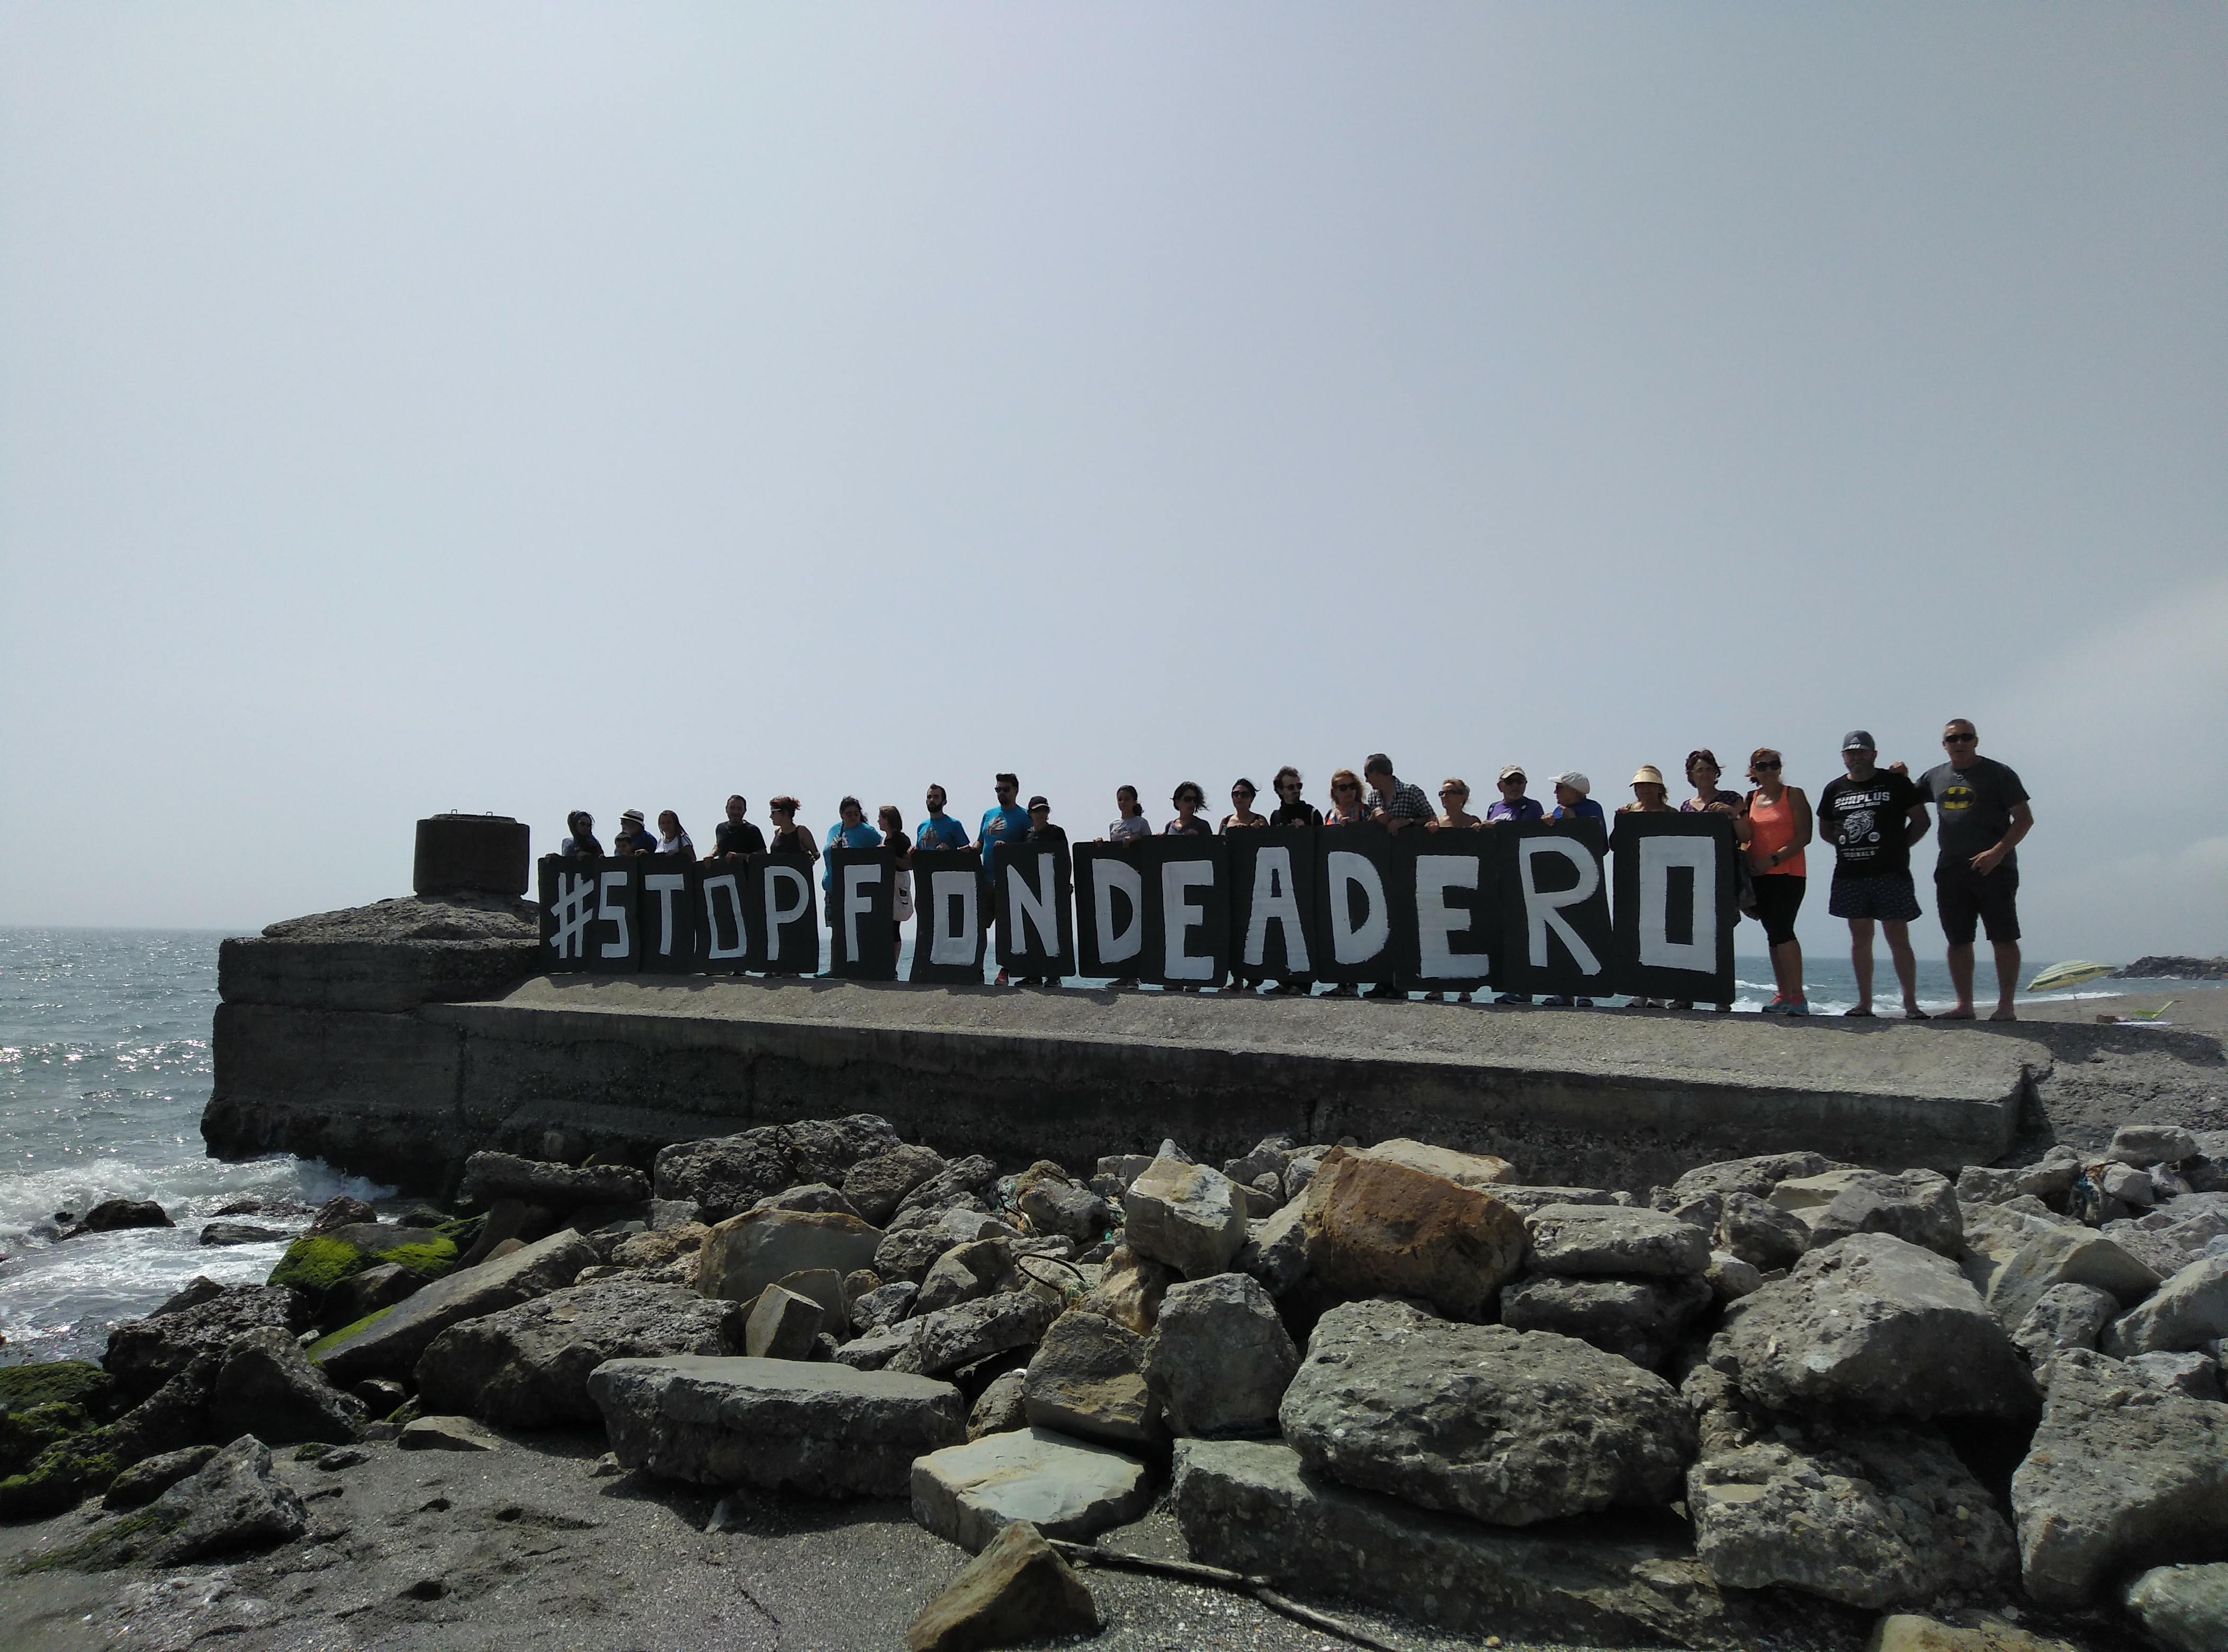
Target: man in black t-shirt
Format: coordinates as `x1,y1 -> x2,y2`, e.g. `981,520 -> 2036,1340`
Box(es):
1818,731 -> 1931,1018
709,795 -> 767,861
1919,719 -> 2033,1021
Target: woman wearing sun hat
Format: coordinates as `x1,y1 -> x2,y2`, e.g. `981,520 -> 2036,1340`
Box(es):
1615,769 -> 1676,1005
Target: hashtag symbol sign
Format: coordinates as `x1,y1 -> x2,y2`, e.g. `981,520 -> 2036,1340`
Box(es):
549,873 -> 597,960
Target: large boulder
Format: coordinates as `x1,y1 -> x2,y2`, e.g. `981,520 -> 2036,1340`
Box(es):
1123,1157 -> 1247,1278
2110,1125 -> 2201,1168
889,1291 -> 1057,1382
1356,1138 -> 1515,1190
104,1285 -> 311,1402
209,1327 -> 365,1446
1499,1273 -> 1713,1370
414,1277 -> 746,1425
1984,1226 -> 2160,1331
653,1117 -> 903,1222
1023,1311 -> 1160,1448
1525,1204 -> 1712,1279
588,1354 -> 965,1498
2010,1283 -> 2119,1372
1802,1169 -> 1963,1258
60,1198 -> 173,1239
311,1228 -> 598,1385
893,1154 -> 1001,1221
694,1209 -> 883,1306
267,1220 -> 464,1300
905,1520 -> 1101,1652
842,1145 -> 947,1225
2123,1563 -> 2228,1652
1013,1163 -> 1111,1244
1296,1147 -> 1527,1321
744,1285 -> 824,1360
1173,1438 -> 1738,1647
1717,1192 -> 1810,1271
2104,1198 -> 2228,1280
1280,1298 -> 1693,1525
2101,1255 -> 2228,1356
911,1426 -> 1151,1551
916,1239 -> 1019,1316
2010,1347 -> 2228,1606
146,1434 -> 307,1566
458,1151 -> 649,1209
1720,1234 -> 2038,1420
1669,1152 -> 1838,1207
1144,1273 -> 1297,1438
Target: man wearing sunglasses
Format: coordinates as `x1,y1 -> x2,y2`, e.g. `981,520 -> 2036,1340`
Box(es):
1919,720 -> 2032,1021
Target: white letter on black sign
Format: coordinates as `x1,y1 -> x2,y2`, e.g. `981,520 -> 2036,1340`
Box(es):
842,862 -> 882,963
1244,846 -> 1309,971
1519,838 -> 1601,974
552,872 -> 595,959
1161,860 -> 1215,981
597,869 -> 632,959
930,869 -> 978,965
1325,850 -> 1388,966
1639,834 -> 1716,973
1413,855 -> 1482,978
763,864 -> 811,963
701,873 -> 748,960
1008,853 -> 1061,958
1093,858 -> 1144,965
644,872 -> 687,957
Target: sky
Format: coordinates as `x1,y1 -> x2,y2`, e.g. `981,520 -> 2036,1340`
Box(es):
2,5 -> 2222,962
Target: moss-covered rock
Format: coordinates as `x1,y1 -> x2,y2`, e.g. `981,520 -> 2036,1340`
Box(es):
0,1403 -> 94,1479
305,1303 -> 396,1363
0,1360 -> 116,1416
0,1434 -> 121,1521
269,1224 -> 459,1295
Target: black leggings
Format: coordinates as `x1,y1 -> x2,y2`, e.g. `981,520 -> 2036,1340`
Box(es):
1751,873 -> 1806,947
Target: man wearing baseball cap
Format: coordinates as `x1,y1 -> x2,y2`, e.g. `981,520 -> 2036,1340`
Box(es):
1549,771 -> 1604,826
1817,731 -> 1931,1017
1486,765 -> 1543,824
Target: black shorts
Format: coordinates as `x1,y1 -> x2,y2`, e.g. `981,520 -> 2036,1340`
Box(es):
1751,873 -> 1805,946
1829,870 -> 1922,923
1936,863 -> 2019,946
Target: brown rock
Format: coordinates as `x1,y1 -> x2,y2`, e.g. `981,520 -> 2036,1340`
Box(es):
1299,1148 -> 1527,1321
906,1520 -> 1100,1652
1071,1246 -> 1172,1336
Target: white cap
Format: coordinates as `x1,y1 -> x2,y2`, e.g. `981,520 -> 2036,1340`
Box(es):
1550,771 -> 1591,797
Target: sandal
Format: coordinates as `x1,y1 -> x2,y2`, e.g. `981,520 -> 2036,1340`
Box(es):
1844,1007 -> 1874,1017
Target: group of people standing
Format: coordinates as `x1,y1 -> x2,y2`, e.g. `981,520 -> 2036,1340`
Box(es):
551,719 -> 2033,1020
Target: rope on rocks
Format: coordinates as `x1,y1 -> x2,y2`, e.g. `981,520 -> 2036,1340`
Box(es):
1046,1539 -> 1414,1652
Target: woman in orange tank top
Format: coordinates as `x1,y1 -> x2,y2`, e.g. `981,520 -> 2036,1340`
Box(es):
1744,748 -> 1813,1014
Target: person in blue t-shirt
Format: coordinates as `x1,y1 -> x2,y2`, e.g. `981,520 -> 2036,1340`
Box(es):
823,795 -> 882,897
978,773 -> 1029,985
1549,771 -> 1606,825
916,783 -> 971,851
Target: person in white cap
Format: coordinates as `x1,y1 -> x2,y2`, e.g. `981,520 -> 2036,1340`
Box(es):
1486,765 -> 1543,824
1549,772 -> 1604,827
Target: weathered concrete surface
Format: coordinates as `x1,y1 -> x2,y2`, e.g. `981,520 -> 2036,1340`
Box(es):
208,970 -> 2038,1195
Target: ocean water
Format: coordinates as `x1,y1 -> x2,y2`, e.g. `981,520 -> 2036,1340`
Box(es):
0,925 -> 2189,1370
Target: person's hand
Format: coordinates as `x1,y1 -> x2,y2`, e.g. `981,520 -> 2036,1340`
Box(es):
1972,844 -> 2007,875
1888,761 -> 1909,775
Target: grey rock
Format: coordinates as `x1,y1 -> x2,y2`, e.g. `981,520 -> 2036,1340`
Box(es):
894,1153 -> 1000,1220
588,1354 -> 965,1497
147,1435 -> 307,1565
324,1261 -> 425,1328
1527,1204 -> 1712,1279
1718,1191 -> 1810,1271
911,1425 -> 1151,1551
917,1238 -> 1018,1315
1280,1298 -> 1693,1525
1987,1224 -> 2161,1330
769,1267 -> 848,1335
1706,1252 -> 1762,1301
2124,1562 -> 2228,1652
841,1144 -> 946,1226
905,1519 -> 1102,1652
1466,1183 -> 1616,1215
316,1446 -> 369,1470
60,1197 -> 173,1239
2011,1282 -> 2119,1370
695,1209 -> 882,1306
105,1284 -> 312,1403
1234,1201 -> 1309,1298
1281,1148 -> 1327,1204
749,1181 -> 864,1220
1687,1424 -> 2016,1609
460,1150 -> 650,1209
2104,1196 -> 2228,1279
399,1414 -> 502,1451
654,1117 -> 901,1223
890,1291 -> 1056,1381
832,1323 -> 918,1372
2111,1124 -> 2200,1168
308,1195 -> 378,1232
1499,1273 -> 1712,1369
211,1325 -> 366,1444
2104,1256 -> 2228,1355
1123,1157 -> 1247,1279
1023,1310 -> 1160,1448
968,1369 -> 1028,1440
101,1445 -> 219,1511
849,1280 -> 919,1333
1722,1233 -> 2038,1420
1173,1438 -> 1738,1647
199,1221 -> 285,1247
1221,1135 -> 1295,1191
873,1223 -> 957,1285
315,1228 -> 598,1385
1144,1273 -> 1297,1438
2124,1350 -> 2221,1401
744,1284 -> 825,1360
1805,1169 -> 1963,1258
2101,1161 -> 2157,1208
1016,1174 -> 1110,1244
1669,1152 -> 1837,1207
414,1277 -> 745,1425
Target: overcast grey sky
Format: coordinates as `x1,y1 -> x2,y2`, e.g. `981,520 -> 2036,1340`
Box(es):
3,5 -> 2222,961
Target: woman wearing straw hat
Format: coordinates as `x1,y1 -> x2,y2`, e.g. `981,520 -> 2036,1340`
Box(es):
1618,768 -> 1676,1007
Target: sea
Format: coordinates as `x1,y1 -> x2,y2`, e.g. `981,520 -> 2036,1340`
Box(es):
0,925 -> 2202,1371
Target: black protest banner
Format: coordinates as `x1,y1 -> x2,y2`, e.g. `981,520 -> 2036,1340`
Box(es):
1149,835 -> 1228,987
1493,819 -> 1613,999
536,855 -> 645,974
1312,825 -> 1402,986
693,860 -> 758,973
995,840 -> 1075,980
638,861 -> 698,974
826,847 -> 897,981
1402,831 -> 1497,991
1226,828 -> 1319,983
910,849 -> 987,984
758,852 -> 820,976
1074,843 -> 1150,981
1607,812 -> 1737,1003
540,857 -> 599,973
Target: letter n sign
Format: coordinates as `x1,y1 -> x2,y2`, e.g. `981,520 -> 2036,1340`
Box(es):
996,841 -> 1075,980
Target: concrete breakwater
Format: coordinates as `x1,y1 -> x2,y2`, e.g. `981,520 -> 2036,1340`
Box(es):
201,894 -> 2040,1196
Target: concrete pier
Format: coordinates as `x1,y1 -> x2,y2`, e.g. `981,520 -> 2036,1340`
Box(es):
206,958 -> 2038,1196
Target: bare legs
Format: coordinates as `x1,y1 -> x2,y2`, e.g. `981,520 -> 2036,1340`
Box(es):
1849,919 -> 1921,1014
1944,940 -> 2020,1020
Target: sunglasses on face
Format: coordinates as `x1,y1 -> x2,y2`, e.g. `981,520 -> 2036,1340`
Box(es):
1943,733 -> 1975,744
1752,761 -> 1782,770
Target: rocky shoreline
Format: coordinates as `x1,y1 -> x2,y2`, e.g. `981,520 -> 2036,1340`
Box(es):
6,1112 -> 2228,1651
2114,958 -> 2228,982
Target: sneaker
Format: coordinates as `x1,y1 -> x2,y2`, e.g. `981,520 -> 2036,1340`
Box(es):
1324,983 -> 1358,999
994,969 -> 1010,987
1541,994 -> 1574,1008
1760,996 -> 1790,1014
1782,997 -> 1811,1016
1493,992 -> 1530,1005
1666,999 -> 1693,1012
1364,983 -> 1404,1001
1575,998 -> 1595,1008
